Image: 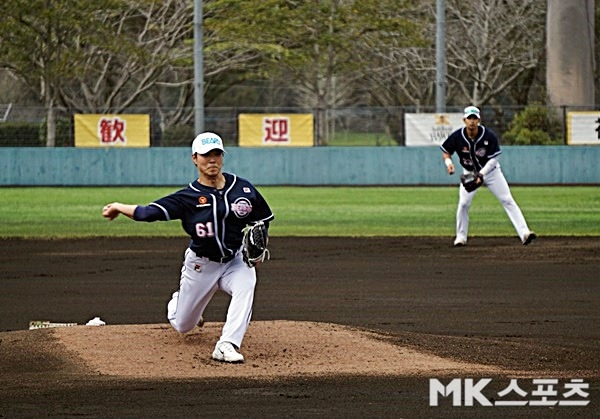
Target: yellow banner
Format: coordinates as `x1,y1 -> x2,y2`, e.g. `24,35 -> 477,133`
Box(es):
238,114 -> 314,147
74,114 -> 150,147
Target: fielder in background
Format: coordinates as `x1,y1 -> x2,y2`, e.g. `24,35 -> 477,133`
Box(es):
102,132 -> 274,363
440,106 -> 536,247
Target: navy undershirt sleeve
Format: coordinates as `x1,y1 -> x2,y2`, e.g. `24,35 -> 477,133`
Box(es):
133,205 -> 166,222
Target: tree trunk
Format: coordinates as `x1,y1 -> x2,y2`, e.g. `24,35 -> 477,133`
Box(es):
45,101 -> 56,147
546,0 -> 595,107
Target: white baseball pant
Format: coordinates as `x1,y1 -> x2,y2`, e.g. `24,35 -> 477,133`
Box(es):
456,163 -> 531,243
167,248 -> 256,349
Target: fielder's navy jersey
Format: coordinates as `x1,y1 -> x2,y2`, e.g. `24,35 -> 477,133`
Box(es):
140,173 -> 273,260
440,125 -> 501,172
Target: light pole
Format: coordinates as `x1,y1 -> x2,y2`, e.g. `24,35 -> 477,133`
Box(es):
194,0 -> 204,134
435,0 -> 446,113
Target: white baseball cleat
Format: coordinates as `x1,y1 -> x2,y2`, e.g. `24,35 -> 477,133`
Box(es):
212,341 -> 244,363
523,231 -> 537,245
453,238 -> 466,247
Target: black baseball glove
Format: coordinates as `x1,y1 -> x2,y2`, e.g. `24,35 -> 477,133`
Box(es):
242,221 -> 270,267
460,173 -> 483,193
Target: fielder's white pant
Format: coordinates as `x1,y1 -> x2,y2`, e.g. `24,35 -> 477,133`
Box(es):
456,163 -> 531,243
167,248 -> 256,349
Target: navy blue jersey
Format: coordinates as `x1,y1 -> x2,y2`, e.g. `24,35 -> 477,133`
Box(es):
137,173 -> 273,260
440,125 -> 501,172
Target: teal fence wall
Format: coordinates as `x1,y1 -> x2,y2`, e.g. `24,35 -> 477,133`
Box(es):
0,146 -> 598,186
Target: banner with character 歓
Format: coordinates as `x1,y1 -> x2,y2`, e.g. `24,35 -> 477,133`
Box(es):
74,114 -> 150,148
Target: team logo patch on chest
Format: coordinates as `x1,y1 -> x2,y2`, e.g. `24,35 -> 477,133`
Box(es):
476,148 -> 487,157
231,197 -> 253,218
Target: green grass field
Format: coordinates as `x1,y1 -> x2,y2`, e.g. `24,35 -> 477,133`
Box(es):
0,186 -> 598,238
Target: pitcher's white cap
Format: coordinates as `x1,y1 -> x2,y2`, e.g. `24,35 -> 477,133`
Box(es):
192,132 -> 225,155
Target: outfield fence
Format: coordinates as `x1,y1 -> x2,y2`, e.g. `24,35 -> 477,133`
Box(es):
1,146 -> 598,186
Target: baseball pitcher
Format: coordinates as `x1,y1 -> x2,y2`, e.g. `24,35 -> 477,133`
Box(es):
102,132 -> 274,363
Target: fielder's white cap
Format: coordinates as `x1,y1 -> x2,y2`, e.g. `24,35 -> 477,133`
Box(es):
463,106 -> 481,119
191,132 -> 225,155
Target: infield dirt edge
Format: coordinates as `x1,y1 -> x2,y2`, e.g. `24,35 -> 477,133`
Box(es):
33,320 -> 514,379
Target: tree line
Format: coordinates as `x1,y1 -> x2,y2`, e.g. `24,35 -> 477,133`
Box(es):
0,0 -> 594,145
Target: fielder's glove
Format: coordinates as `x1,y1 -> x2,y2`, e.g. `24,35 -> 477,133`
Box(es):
460,173 -> 483,193
242,221 -> 270,267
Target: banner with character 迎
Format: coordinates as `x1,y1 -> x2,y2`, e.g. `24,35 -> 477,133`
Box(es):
238,113 -> 314,147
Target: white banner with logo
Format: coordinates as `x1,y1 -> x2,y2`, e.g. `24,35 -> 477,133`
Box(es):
567,111 -> 600,145
405,113 -> 464,146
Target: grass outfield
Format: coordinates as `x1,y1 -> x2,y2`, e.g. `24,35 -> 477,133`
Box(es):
0,186 -> 598,238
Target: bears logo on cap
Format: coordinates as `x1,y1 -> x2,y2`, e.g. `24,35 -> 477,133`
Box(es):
192,132 -> 225,155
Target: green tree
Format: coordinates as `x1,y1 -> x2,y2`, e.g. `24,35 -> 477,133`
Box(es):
0,0 -> 194,144
0,1 -> 124,146
205,0 -> 423,144
59,0 -> 193,113
503,105 -> 563,145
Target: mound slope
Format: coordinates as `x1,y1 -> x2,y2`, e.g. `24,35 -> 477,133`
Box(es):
14,321 -> 506,379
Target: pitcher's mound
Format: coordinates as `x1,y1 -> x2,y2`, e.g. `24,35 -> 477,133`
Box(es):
42,320 -> 502,379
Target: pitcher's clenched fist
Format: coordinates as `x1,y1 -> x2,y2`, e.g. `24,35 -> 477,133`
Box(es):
102,202 -> 136,220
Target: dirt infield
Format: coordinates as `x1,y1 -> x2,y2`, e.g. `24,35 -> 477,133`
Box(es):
1,236 -> 599,417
